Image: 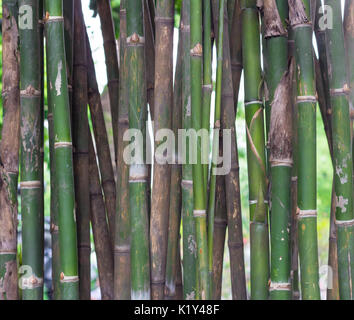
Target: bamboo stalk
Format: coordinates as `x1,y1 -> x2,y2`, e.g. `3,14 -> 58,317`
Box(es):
212,174 -> 227,300
86,33 -> 116,246
150,0 -> 174,300
45,0 -> 79,299
208,0 -> 225,299
241,0 -> 269,300
324,0 -> 354,300
0,0 -> 20,300
97,0 -> 119,161
212,0 -> 247,300
288,0 -> 320,300
126,0 -> 151,300
181,0 -> 198,300
191,0 -> 210,300
88,133 -> 114,300
72,0 -> 90,300
19,0 -> 44,300
229,0 -> 243,114
165,28 -> 183,300
202,0 -> 212,191
263,0 -> 292,300
114,0 -> 131,300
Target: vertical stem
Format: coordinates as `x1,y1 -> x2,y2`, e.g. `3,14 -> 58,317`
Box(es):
165,27 -> 183,300
324,0 -> 354,300
0,0 -> 20,301
289,0 -> 320,300
126,0 -> 150,300
181,0 -> 198,300
241,0 -> 269,300
19,0 -> 44,300
45,0 -> 79,299
88,133 -> 114,300
150,0 -> 174,300
72,0 -> 90,300
97,0 -> 119,161
114,0 -> 131,300
191,0 -> 210,300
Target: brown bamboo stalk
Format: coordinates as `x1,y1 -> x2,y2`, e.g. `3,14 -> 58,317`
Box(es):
211,0 -> 247,300
96,0 -> 119,161
212,174 -> 227,300
72,0 -> 90,300
88,132 -> 114,300
0,1 -> 20,300
86,32 -> 116,245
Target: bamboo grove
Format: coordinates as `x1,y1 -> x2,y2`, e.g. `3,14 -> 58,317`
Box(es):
0,0 -> 353,300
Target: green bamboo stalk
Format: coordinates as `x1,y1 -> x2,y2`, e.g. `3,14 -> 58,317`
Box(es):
0,0 -> 20,300
212,175 -> 227,300
72,0 -> 90,300
241,0 -> 269,300
86,33 -> 116,245
324,0 -> 354,300
88,133 -> 114,300
97,0 -> 119,161
45,0 -> 79,299
150,0 -> 174,300
207,0 -> 224,299
202,0 -> 212,192
19,0 -> 44,300
126,0 -> 150,300
288,26 -> 300,300
263,0 -> 292,300
288,0 -> 320,300
181,0 -> 198,300
191,0 -> 210,300
63,0 -> 74,110
212,0 -> 247,300
114,0 -> 131,300
165,28 -> 183,300
230,0 -> 243,114
175,245 -> 184,299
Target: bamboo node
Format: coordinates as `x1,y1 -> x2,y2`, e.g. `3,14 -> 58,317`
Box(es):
45,15 -> 64,23
54,141 -> 73,149
127,33 -> 145,45
155,17 -> 174,24
60,273 -> 79,283
50,223 -> 59,233
193,209 -> 206,217
335,219 -> 354,227
330,84 -> 350,96
244,100 -> 263,107
20,85 -> 41,97
114,245 -> 130,254
270,158 -> 293,167
269,282 -> 291,291
296,95 -> 317,104
190,43 -> 203,57
297,208 -> 317,219
21,274 -> 43,289
20,180 -> 41,189
181,179 -> 193,188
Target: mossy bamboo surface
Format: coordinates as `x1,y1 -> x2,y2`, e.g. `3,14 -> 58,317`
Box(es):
126,0 -> 150,300
88,133 -> 114,300
289,0 -> 320,300
45,0 -> 79,299
97,0 -> 119,160
72,0 -> 90,300
114,0 -> 131,300
324,0 -> 354,300
263,0 -> 292,300
241,0 -> 269,300
181,0 -> 198,300
0,0 -> 20,300
19,0 -> 44,300
208,0 -> 225,298
150,0 -> 174,300
191,0 -> 210,300
86,33 -> 116,245
165,29 -> 183,300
